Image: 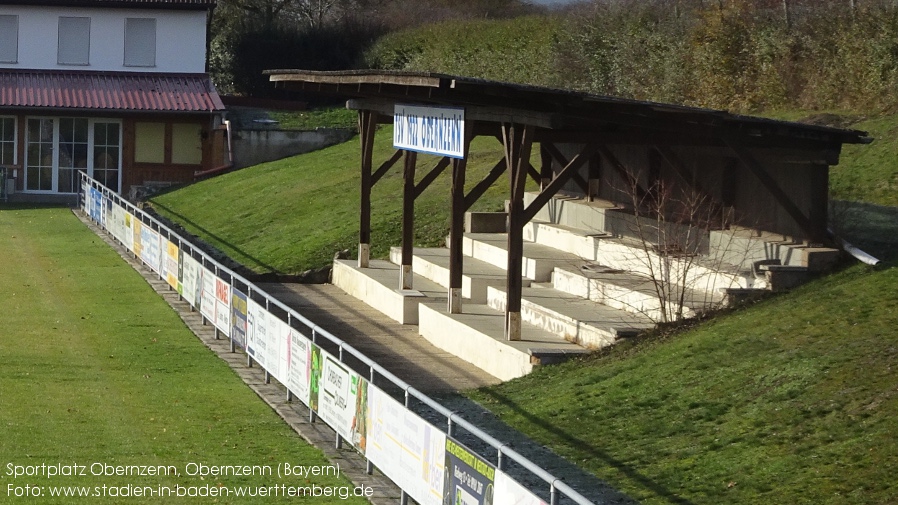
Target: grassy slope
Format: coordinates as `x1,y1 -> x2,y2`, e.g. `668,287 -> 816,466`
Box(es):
147,110 -> 898,504
0,207 -> 365,504
469,262 -> 898,504
150,126 -> 524,274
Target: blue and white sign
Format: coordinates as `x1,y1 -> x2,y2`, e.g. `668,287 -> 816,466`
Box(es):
394,104 -> 465,159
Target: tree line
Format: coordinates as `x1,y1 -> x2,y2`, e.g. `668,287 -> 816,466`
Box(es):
211,0 -> 898,113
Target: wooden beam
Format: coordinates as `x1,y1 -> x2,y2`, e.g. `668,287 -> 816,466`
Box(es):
523,144 -> 598,224
542,142 -> 592,195
400,150 -> 418,289
358,110 -> 377,267
372,149 -> 402,186
539,143 -> 553,190
725,139 -> 822,241
414,156 -> 451,199
503,123 -> 535,342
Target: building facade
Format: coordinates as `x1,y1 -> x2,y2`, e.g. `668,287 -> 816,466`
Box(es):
0,0 -> 226,198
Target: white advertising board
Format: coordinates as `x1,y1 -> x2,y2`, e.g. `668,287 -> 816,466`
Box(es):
199,266 -> 217,323
213,276 -> 231,335
285,324 -> 312,406
163,240 -> 179,290
318,353 -> 357,445
246,298 -> 283,380
494,471 -> 547,505
178,252 -> 201,308
367,386 -> 445,505
107,204 -> 134,251
393,104 -> 465,159
139,225 -> 161,274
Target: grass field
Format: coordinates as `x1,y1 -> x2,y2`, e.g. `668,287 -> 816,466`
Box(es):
0,206 -> 368,504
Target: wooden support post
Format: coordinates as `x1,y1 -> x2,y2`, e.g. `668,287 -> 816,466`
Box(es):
449,156 -> 467,314
358,110 -> 377,268
400,150 -> 417,290
503,123 -> 534,342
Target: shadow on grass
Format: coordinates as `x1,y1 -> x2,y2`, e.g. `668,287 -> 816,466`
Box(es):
831,200 -> 898,264
150,200 -> 281,274
418,393 -> 693,505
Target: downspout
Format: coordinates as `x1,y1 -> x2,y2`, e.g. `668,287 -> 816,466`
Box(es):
829,228 -> 880,266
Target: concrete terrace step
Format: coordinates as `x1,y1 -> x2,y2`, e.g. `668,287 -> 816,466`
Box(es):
417,302 -> 590,381
461,233 -> 585,282
486,285 -> 655,349
552,264 -> 724,321
520,221 -> 759,292
709,227 -> 840,271
331,259 -> 446,325
389,246 -> 530,303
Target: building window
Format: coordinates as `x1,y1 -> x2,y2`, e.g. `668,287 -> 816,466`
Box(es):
94,122 -> 121,191
0,117 -> 15,166
25,117 -> 121,193
58,17 -> 90,66
124,18 -> 156,67
57,118 -> 89,194
134,122 -> 166,163
171,123 -> 202,165
0,15 -> 18,63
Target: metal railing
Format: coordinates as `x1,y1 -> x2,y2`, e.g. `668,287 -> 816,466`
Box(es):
78,172 -> 598,505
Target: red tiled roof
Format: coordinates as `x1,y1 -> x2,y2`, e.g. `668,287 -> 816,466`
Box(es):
0,0 -> 215,9
0,70 -> 225,113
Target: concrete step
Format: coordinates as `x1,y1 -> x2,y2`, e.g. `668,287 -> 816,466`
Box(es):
331,259 -> 446,325
389,246 -> 530,303
551,264 -> 723,321
461,233 -> 585,282
417,302 -> 590,381
521,220 -> 757,292
709,227 -> 840,272
486,285 -> 655,349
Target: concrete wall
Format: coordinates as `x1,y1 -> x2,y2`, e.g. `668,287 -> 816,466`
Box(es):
232,128 -> 355,169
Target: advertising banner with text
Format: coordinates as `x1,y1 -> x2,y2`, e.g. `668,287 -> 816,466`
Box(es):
214,276 -> 232,336
319,353 -> 368,453
367,386 -> 446,505
139,225 -> 162,274
199,266 -> 217,324
445,437 -> 496,505
247,298 -> 284,380
163,240 -> 180,290
231,288 -> 248,350
178,252 -> 201,308
285,324 -> 312,406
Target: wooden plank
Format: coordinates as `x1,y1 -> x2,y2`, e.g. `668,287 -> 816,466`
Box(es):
542,142 -> 591,196
540,143 -> 553,190
725,139 -> 821,241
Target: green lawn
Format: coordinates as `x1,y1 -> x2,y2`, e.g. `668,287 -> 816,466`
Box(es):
468,261 -> 898,504
0,206 -> 367,504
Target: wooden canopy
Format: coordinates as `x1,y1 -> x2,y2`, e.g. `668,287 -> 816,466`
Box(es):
267,69 -> 870,341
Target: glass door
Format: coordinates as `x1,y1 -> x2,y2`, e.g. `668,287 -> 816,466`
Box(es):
25,118 -> 54,192
25,118 -> 122,194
